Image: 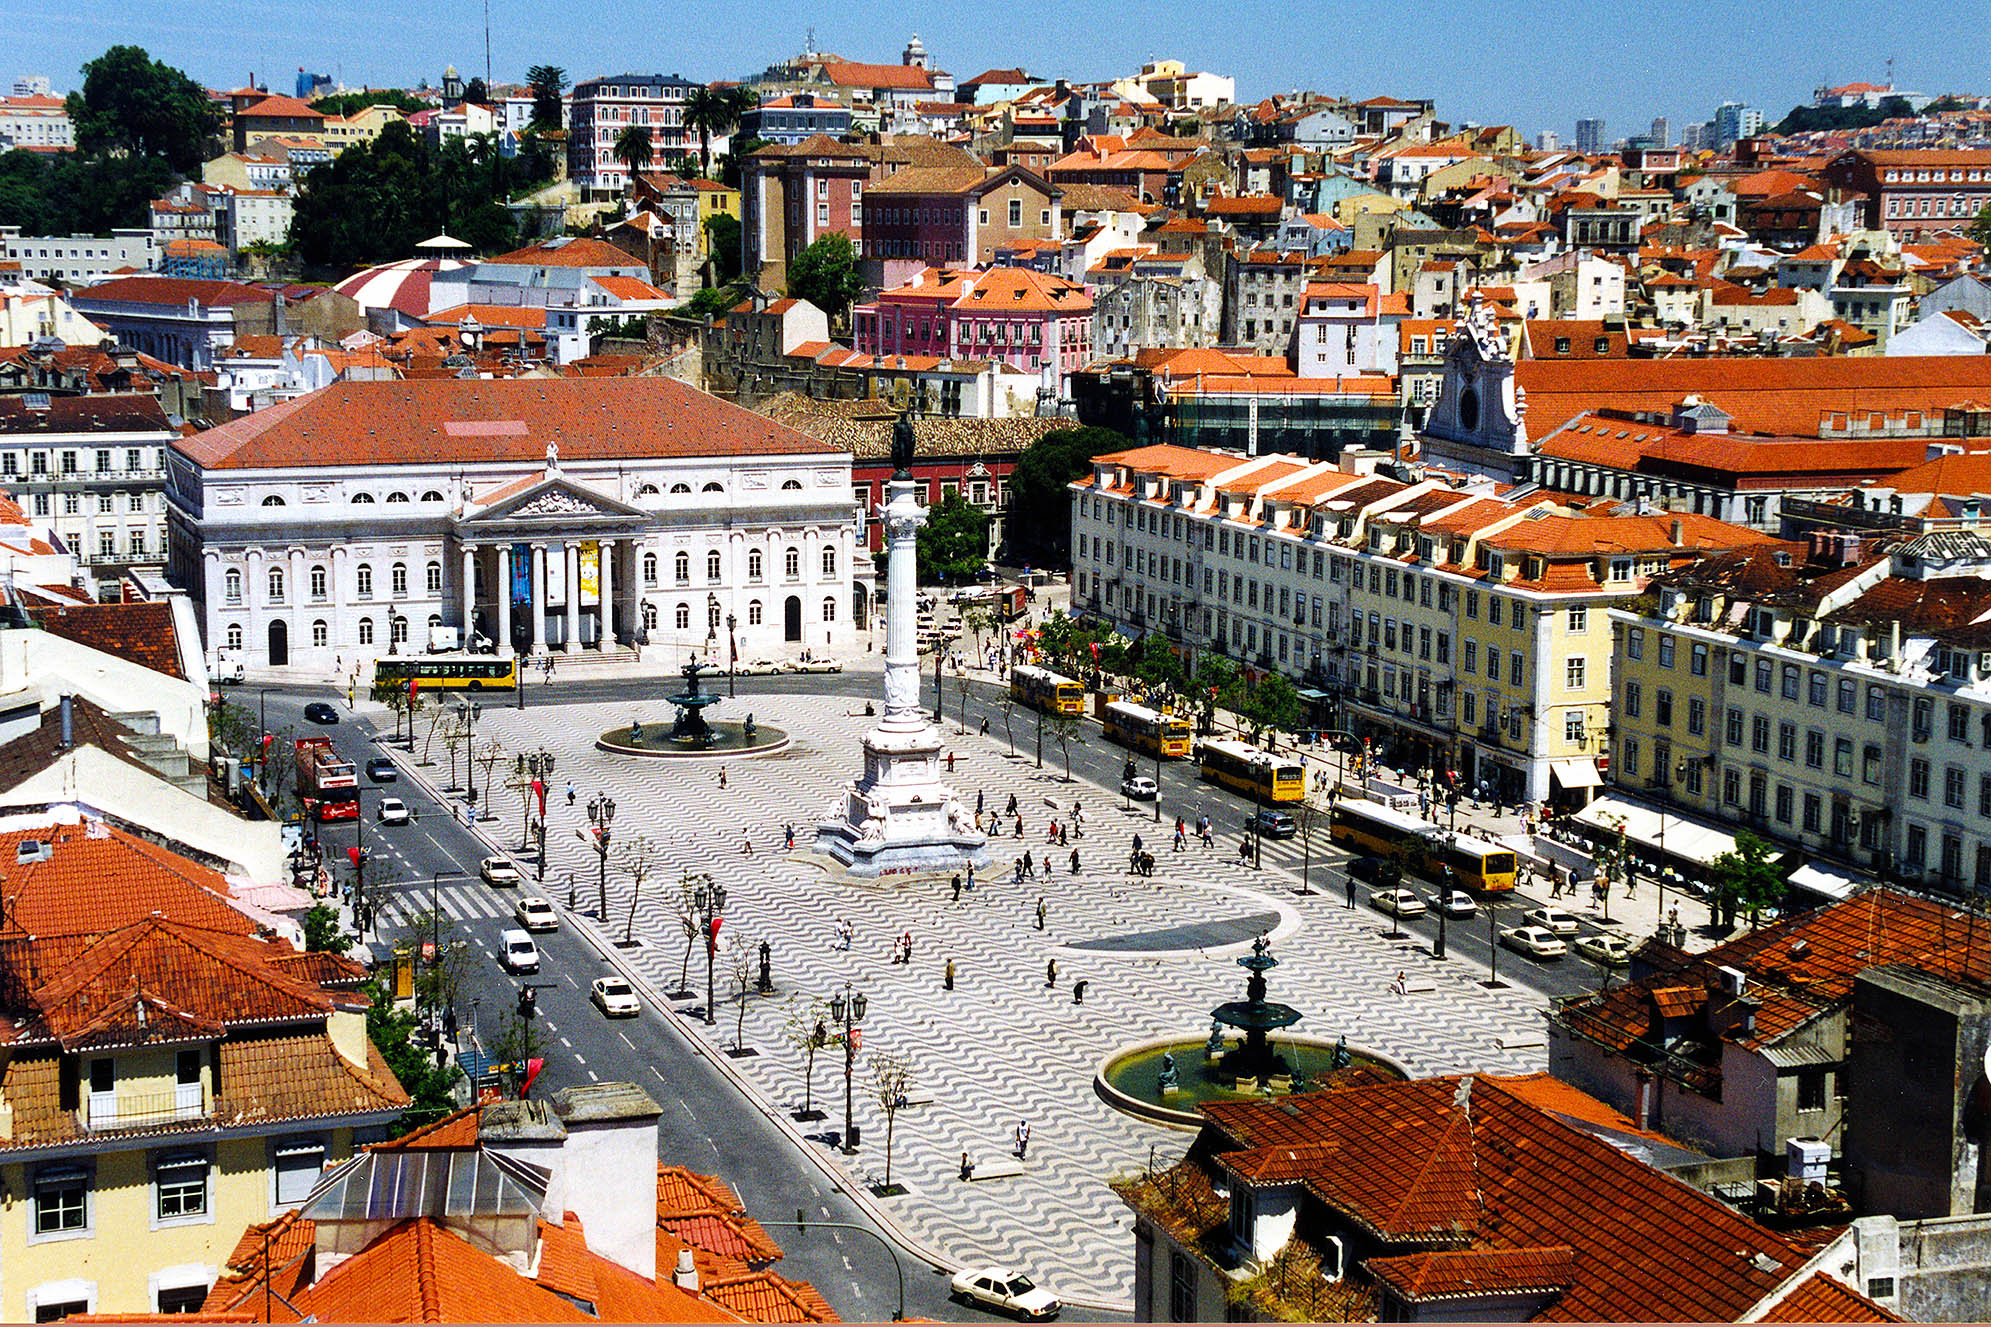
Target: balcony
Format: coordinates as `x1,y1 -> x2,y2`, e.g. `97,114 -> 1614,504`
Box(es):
81,1082 -> 211,1134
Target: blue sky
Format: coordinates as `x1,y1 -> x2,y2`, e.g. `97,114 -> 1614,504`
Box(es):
7,0 -> 1984,139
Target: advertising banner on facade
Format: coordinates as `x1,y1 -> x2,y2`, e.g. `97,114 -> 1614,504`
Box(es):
511,542 -> 531,603
580,542 -> 600,601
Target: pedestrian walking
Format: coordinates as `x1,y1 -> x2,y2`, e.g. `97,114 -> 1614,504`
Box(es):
945,959 -> 957,991
1391,970 -> 1408,996
784,823 -> 796,850
1045,958 -> 1058,988
1014,815 -> 1024,838
1069,847 -> 1081,875
1022,850 -> 1035,878
741,834 -> 754,856
1012,858 -> 1024,886
960,1150 -> 973,1180
890,935 -> 903,965
979,715 -> 990,735
718,766 -> 728,789
1132,831 -> 1143,855
566,782 -> 576,806
951,874 -> 963,903
976,789 -> 985,816
1015,1120 -> 1031,1160
946,751 -> 956,772
966,863 -> 976,891
1005,793 -> 1018,817
902,930 -> 913,963
1035,897 -> 1046,930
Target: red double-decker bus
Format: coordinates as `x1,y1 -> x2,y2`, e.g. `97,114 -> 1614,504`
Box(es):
296,737 -> 358,821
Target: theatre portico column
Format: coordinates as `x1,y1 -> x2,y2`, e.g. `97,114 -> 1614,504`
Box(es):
530,542 -> 547,657
460,544 -> 477,640
496,546 -> 513,656
563,541 -> 580,651
597,538 -> 615,648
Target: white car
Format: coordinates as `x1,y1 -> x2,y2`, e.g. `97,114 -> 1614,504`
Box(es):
786,657 -> 844,673
1121,775 -> 1159,800
1431,889 -> 1478,918
499,928 -> 540,974
590,977 -> 641,1018
513,896 -> 559,933
376,797 -> 411,825
1522,906 -> 1583,937
480,856 -> 523,888
950,1266 -> 1061,1320
1370,887 -> 1428,919
1500,925 -> 1569,959
1573,932 -> 1633,967
735,658 -> 782,676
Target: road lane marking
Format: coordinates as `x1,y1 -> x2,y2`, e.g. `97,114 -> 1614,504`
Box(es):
618,1030 -> 635,1050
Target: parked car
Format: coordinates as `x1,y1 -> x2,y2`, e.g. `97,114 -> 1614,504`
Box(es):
365,757 -> 398,782
376,797 -> 411,825
513,896 -> 559,933
499,928 -> 540,974
1246,809 -> 1298,839
1500,925 -> 1569,959
1431,889 -> 1478,918
1121,775 -> 1158,800
735,658 -> 782,676
1370,887 -> 1428,919
304,702 -> 340,725
591,976 -> 641,1018
950,1266 -> 1061,1320
1522,907 -> 1582,937
787,657 -> 843,673
480,856 -> 523,888
1573,933 -> 1633,967
1346,856 -> 1402,889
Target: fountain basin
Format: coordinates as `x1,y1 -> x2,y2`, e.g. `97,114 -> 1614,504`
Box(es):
597,722 -> 790,758
1095,1035 -> 1410,1130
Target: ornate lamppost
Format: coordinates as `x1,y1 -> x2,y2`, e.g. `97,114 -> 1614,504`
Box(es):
693,879 -> 728,1025
828,981 -> 868,1153
585,793 -> 615,920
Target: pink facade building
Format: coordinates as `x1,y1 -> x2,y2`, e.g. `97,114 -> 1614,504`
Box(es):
853,266 -> 1092,390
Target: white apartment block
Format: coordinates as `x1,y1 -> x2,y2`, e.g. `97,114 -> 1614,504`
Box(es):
0,228 -> 157,283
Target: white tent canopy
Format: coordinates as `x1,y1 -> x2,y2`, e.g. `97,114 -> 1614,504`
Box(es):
1573,793 -> 1761,869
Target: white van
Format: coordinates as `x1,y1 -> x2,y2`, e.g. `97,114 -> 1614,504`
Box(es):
499,928 -> 540,974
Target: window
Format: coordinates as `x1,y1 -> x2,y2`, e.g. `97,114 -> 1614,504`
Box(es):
1627,627 -> 1644,660
1809,671 -> 1827,706
1796,1069 -> 1827,1112
385,491 -> 410,504
707,550 -> 722,582
1950,703 -> 1971,743
226,624 -> 242,651
1754,658 -> 1773,693
1566,606 -> 1587,632
1654,688 -> 1672,726
1946,766 -> 1967,809
426,561 -> 441,595
1909,758 -> 1931,799
1658,634 -> 1675,668
351,492 -> 374,503
1781,664 -> 1800,701
1803,793 -> 1821,832
34,1165 -> 88,1236
781,478 -> 803,492
356,564 -> 373,598
1723,768 -> 1742,805
674,551 -> 690,585
357,618 -> 374,645
1169,1250 -> 1197,1323
1752,717 -> 1770,753
1839,679 -> 1858,714
708,599 -> 722,630
1690,643 -> 1708,676
1776,783 -> 1794,824
1725,707 -> 1744,746
643,553 -> 658,586
155,1152 -> 208,1221
748,599 -> 763,626
748,549 -> 764,581
1868,686 -> 1887,721
785,547 -> 801,579
312,620 -> 328,647
1837,739 -> 1856,779
1564,710 -> 1586,743
822,547 -> 837,578
391,564 -> 408,597
823,595 -> 837,622
273,1139 -> 326,1206
1864,745 -> 1883,784
391,616 -> 408,646
1778,722 -> 1796,761
224,569 -> 244,603
702,481 -> 724,494
1687,697 -> 1707,735
674,602 -> 691,631
1565,657 -> 1586,690
309,566 -> 327,600
422,490 -> 445,503
267,567 -> 285,602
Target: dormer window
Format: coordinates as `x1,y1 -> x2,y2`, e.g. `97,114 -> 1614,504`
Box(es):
1609,557 -> 1632,582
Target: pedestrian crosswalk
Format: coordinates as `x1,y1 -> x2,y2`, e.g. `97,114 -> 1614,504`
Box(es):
378,880 -> 520,927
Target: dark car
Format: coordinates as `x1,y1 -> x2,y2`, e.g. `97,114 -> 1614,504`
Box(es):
1346,855 -> 1402,888
365,757 -> 398,782
1246,809 -> 1298,839
304,702 -> 340,725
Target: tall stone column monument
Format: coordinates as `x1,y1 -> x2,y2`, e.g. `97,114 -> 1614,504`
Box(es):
815,412 -> 990,876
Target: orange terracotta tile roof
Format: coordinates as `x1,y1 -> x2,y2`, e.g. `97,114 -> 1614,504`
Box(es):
656,1164 -> 784,1265
71,276 -> 277,307
1479,510 -> 1772,559
176,378 -> 836,471
426,303 -> 549,328
482,237 -> 644,268
23,601 -> 185,679
816,61 -> 934,91
1365,1244 -> 1579,1302
1759,1270 -> 1903,1322
1539,412 -> 1931,479
591,274 -> 671,302
0,821 -> 254,941
1090,443 -> 1245,482
371,1102 -> 483,1149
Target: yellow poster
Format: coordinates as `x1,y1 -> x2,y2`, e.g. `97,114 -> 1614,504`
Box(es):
580,542 -> 600,601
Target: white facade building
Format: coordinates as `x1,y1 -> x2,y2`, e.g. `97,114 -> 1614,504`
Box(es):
165,378 -> 861,672
0,393 -> 175,595
0,94 -> 73,150
0,227 -> 157,283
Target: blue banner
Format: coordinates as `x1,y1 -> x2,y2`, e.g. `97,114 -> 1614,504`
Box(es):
511,542 -> 531,603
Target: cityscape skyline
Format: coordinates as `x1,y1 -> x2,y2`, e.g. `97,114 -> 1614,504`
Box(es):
7,0 -> 1985,142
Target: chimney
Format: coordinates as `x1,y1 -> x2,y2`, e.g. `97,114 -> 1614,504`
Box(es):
548,1084 -> 662,1280
59,694 -> 71,750
673,1247 -> 700,1293
1669,519 -> 1684,547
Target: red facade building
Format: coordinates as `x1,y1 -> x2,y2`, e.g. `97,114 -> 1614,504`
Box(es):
852,266 -> 1092,390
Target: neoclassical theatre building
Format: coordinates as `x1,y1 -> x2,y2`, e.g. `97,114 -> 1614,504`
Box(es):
166,377 -> 864,670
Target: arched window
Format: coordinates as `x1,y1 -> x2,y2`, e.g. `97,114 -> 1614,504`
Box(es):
673,551 -> 690,585
642,602 -> 658,631
748,599 -> 763,626
267,567 -> 285,601
225,623 -> 243,651
309,565 -> 327,599
391,616 -> 408,645
352,492 -> 375,504
357,618 -> 374,645
311,620 -> 329,647
706,550 -> 722,581
669,482 -> 692,495
674,602 -> 691,630
391,563 -> 408,597
642,552 -> 658,586
356,564 -> 373,597
784,547 -> 800,579
224,568 -> 243,602
702,481 -> 724,493
427,613 -> 443,630
821,547 -> 837,578
781,478 -> 803,491
385,491 -> 410,503
636,483 -> 660,498
261,494 -> 286,507
421,490 -> 445,503
823,596 -> 837,623
708,599 -> 722,630
426,561 -> 442,595
748,550 -> 763,581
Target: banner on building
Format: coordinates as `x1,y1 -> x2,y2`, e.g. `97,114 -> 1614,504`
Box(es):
510,542 -> 531,603
580,541 -> 600,601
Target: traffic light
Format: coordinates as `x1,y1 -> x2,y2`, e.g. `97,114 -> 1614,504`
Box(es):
517,986 -> 536,1018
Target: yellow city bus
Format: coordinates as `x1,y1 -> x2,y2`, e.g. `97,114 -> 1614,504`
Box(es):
1102,700 -> 1192,759
1010,664 -> 1085,716
1328,798 -> 1518,894
1198,738 -> 1305,803
374,654 -> 520,693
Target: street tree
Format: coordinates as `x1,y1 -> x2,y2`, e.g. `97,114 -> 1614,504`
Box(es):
207,694 -> 259,761
671,871 -> 710,997
729,933 -> 755,1051
615,835 -> 662,947
785,233 -> 865,325
365,975 -> 461,1133
474,738 -> 509,816
783,998 -> 832,1119
960,604 -> 997,660
1192,651 -> 1238,734
1006,425 -> 1128,566
526,66 -> 567,131
917,493 -> 991,584
302,903 -> 351,955
1238,672 -> 1301,744
1047,712 -> 1082,781
871,1051 -> 914,1194
1136,635 -> 1186,703
999,692 -> 1019,758
67,46 -> 216,172
491,1008 -> 545,1099
1709,831 -> 1786,930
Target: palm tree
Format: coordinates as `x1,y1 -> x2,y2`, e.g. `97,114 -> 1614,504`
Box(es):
612,124 -> 653,194
525,65 -> 567,132
684,86 -> 759,178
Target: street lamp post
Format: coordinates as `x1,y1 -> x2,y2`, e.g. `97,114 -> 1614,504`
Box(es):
828,982 -> 868,1153
693,880 -> 728,1025
726,612 -> 737,698
585,794 -> 616,920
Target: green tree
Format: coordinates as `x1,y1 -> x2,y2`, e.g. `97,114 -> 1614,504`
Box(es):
207,695 -> 259,760
785,233 -> 865,324
302,903 -> 352,955
66,45 -> 215,173
1238,671 -> 1301,743
917,492 -> 991,583
704,212 -> 742,283
684,86 -> 756,178
613,125 -> 653,186
871,1051 -> 914,1193
311,89 -> 429,118
525,66 -> 567,131
1006,425 -> 1129,567
684,281 -> 745,319
1970,201 -> 1991,250
1047,712 -> 1082,781
718,136 -> 770,190
461,77 -> 489,106
1709,831 -> 1786,930
1193,652 -> 1239,734
1136,635 -> 1186,700
363,976 -> 462,1133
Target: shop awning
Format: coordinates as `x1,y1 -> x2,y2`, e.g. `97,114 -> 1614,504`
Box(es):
1548,758 -> 1603,789
1787,861 -> 1872,903
1573,793 -> 1760,869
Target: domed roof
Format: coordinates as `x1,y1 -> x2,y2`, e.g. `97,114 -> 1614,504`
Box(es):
331,257 -> 469,318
